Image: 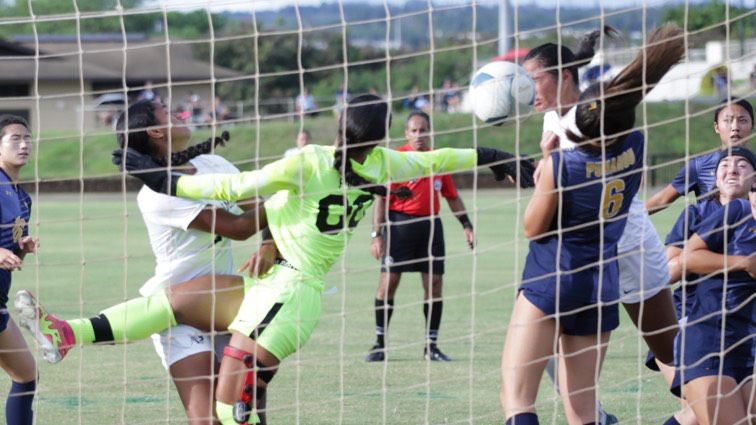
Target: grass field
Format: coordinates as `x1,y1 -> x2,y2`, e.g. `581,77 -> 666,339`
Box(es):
0,190 -> 689,424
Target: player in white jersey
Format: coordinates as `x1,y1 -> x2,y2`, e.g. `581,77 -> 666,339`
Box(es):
116,100 -> 265,424
521,27 -> 679,422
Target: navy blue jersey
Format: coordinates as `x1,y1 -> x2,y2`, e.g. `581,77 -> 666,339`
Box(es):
0,168 -> 31,307
670,151 -> 718,199
522,131 -> 644,305
696,198 -> 755,290
676,199 -> 755,378
665,199 -> 723,317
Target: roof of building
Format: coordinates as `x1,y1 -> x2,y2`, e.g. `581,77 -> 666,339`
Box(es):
0,35 -> 242,83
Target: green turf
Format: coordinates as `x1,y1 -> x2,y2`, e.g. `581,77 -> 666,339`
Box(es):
20,99 -> 744,181
0,190 -> 689,423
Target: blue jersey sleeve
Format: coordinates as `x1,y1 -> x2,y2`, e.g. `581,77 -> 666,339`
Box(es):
696,200 -> 747,253
665,205 -> 699,247
670,160 -> 699,195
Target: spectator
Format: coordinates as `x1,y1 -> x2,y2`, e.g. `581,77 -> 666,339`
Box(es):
439,78 -> 461,112
713,67 -> 728,99
403,85 -> 430,111
137,80 -> 160,103
334,84 -> 351,114
750,64 -> 756,91
213,96 -> 230,122
295,88 -> 319,116
284,130 -> 311,157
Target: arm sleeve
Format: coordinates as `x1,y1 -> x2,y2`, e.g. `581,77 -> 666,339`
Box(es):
350,147 -> 476,183
440,174 -> 459,199
696,201 -> 746,252
664,206 -> 698,247
670,161 -> 699,196
176,154 -> 310,202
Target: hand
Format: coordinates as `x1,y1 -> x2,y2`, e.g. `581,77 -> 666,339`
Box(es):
0,247 -> 22,271
476,147 -> 536,188
745,256 -> 756,280
112,148 -> 175,195
238,242 -> 277,278
463,227 -> 475,250
540,131 -> 559,158
370,235 -> 384,261
17,236 -> 38,255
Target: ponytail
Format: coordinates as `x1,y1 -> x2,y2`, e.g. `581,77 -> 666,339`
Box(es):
573,24 -> 684,146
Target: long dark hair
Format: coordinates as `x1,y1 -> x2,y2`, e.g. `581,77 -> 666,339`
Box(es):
333,94 -> 410,198
524,26 -> 619,85
115,100 -> 228,167
572,24 -> 685,148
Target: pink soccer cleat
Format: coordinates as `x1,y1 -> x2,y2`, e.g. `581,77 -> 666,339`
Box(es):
14,290 -> 76,363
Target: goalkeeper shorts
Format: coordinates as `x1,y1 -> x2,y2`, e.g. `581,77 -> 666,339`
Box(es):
229,263 -> 321,361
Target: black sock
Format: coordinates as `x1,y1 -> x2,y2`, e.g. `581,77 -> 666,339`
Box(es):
505,412 -> 539,425
6,379 -> 35,425
374,298 -> 394,346
662,416 -> 681,425
423,300 -> 443,344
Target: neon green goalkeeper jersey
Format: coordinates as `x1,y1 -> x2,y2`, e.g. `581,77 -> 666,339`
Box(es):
176,144 -> 476,287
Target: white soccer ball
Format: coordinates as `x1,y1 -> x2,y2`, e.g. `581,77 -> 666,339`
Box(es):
470,61 -> 535,123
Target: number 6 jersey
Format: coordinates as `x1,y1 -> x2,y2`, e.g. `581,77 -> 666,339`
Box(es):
522,131 -> 644,305
174,144 -> 476,289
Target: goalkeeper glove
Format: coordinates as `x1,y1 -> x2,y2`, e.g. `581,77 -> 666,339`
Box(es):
476,147 -> 536,188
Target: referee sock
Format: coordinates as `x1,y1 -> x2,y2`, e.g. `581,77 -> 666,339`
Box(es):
423,300 -> 443,344
5,379 -> 35,425
68,291 -> 177,344
505,412 -> 539,425
374,298 -> 394,346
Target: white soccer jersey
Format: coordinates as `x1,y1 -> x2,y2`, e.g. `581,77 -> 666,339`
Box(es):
137,154 -> 242,296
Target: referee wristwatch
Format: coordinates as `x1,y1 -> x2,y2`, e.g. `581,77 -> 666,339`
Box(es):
370,230 -> 381,238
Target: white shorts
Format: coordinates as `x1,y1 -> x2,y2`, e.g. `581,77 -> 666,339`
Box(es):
151,324 -> 231,369
618,208 -> 670,304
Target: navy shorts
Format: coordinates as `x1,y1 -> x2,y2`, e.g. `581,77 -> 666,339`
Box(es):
0,309 -> 9,334
671,289 -> 755,396
520,287 -> 619,336
381,211 -> 445,274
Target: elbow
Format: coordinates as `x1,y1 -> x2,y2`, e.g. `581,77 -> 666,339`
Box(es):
523,222 -> 547,240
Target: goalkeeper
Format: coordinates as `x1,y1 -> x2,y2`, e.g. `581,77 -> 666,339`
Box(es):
15,94 -> 534,425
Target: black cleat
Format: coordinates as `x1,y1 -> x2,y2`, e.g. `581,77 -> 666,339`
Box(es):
424,345 -> 452,362
365,344 -> 386,362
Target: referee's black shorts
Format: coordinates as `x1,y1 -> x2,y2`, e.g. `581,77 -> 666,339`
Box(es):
381,211 -> 445,274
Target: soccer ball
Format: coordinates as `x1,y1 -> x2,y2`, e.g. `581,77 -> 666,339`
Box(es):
470,61 -> 535,124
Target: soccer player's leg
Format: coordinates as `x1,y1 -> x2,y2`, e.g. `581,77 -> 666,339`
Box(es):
557,332 -> 610,425
619,233 -> 677,365
0,316 -> 36,425
217,267 -> 321,424
14,274 -> 244,363
500,291 -> 557,424
684,376 -> 747,424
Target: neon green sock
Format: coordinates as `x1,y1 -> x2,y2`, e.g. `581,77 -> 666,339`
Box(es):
66,292 -> 177,345
216,400 -> 260,425
67,318 -> 96,344
101,291 -> 177,342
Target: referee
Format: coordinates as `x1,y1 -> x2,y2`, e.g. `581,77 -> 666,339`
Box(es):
366,111 -> 474,362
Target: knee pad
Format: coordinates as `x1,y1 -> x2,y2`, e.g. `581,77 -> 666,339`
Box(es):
223,346 -> 273,424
